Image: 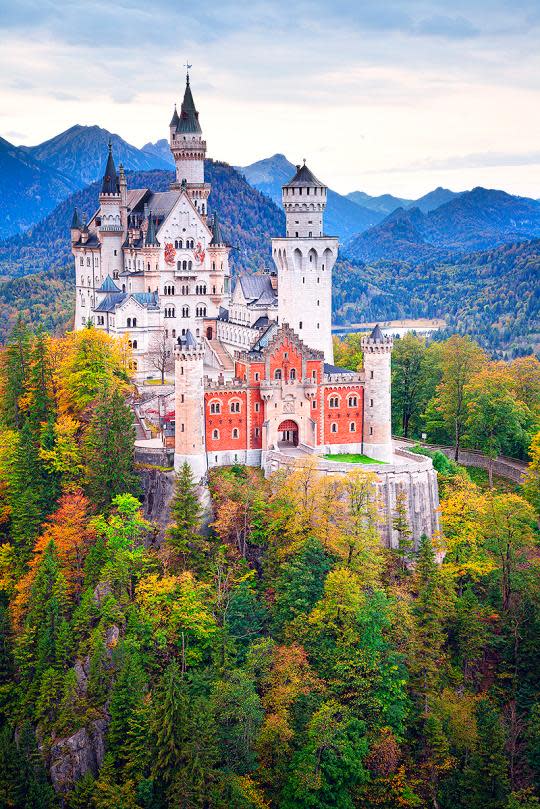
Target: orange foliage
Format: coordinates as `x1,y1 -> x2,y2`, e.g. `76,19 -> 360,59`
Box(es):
11,490 -> 94,628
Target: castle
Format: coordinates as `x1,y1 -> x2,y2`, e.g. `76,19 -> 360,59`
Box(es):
71,74 -> 440,544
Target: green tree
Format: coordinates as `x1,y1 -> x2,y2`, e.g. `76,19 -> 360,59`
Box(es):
392,489 -> 414,572
464,699 -> 510,809
166,461 -> 202,564
84,387 -> 139,511
272,537 -> 334,634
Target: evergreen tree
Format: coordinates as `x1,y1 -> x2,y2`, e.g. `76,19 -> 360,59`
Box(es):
464,699 -> 510,809
83,387 -> 139,510
392,489 -> 414,572
166,462 -> 202,563
0,316 -> 31,429
152,660 -> 188,786
272,537 -> 334,634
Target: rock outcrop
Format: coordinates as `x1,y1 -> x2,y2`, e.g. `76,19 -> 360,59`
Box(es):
49,718 -> 108,793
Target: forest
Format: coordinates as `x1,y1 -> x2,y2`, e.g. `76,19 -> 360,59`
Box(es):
0,324 -> 539,808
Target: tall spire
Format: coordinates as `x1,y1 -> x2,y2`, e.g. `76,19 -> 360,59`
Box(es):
70,207 -> 81,229
101,141 -> 118,194
169,104 -> 179,128
177,75 -> 202,134
210,212 -> 224,245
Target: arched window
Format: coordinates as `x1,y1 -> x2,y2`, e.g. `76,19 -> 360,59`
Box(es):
196,305 -> 207,318
177,260 -> 182,272
232,428 -> 239,439
331,423 -> 338,433
289,368 -> 296,380
348,395 -> 358,407
178,239 -> 183,249
182,306 -> 189,317
210,401 -> 221,414
329,396 -> 339,408
127,318 -> 132,328
188,260 -> 193,271
230,400 -> 241,413
212,428 -> 220,439
349,422 -> 356,432
274,369 -> 282,380
132,340 -> 138,349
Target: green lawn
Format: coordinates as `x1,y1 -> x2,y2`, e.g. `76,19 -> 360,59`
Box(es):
323,453 -> 385,464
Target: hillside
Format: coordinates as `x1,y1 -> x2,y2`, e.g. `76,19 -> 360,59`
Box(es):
239,153 -> 382,241
0,136 -> 78,240
23,124 -> 172,189
333,239 -> 540,356
346,190 -> 411,214
347,187 -> 540,263
0,161 -> 284,340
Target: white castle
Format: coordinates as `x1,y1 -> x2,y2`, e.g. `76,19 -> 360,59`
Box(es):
71,74 -> 440,545
72,72 -> 337,374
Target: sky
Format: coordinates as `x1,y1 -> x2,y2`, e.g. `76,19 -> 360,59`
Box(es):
1,0 -> 539,199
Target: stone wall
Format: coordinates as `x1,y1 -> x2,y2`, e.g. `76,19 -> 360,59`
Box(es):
395,438 -> 527,483
263,447 -> 440,549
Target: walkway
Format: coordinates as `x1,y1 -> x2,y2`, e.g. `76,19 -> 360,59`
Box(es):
393,437 -> 528,484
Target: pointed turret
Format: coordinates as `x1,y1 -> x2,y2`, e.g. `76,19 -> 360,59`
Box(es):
101,142 -> 118,195
71,208 -> 81,229
210,212 -> 224,245
369,324 -> 384,342
145,212 -> 159,247
169,104 -> 180,128
177,75 -> 202,134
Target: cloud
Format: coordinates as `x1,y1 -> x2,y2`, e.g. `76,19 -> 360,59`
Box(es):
370,151 -> 540,174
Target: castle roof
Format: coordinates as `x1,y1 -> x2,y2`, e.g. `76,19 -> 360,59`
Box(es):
369,324 -> 385,342
178,329 -> 198,349
101,142 -> 119,194
169,104 -> 180,127
323,363 -> 355,375
237,274 -> 278,307
177,76 -> 202,134
93,290 -> 159,313
94,293 -> 126,313
284,162 -> 325,189
97,275 -> 120,293
145,213 -> 160,247
71,208 -> 81,229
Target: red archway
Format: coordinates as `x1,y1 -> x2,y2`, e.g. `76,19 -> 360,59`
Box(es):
278,419 -> 299,447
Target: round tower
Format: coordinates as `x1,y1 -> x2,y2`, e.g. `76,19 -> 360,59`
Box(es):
272,161 -> 338,363
361,325 -> 393,463
174,331 -> 207,479
98,143 -> 124,279
169,73 -> 209,214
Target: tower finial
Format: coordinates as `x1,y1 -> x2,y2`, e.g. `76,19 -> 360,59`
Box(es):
184,61 -> 192,84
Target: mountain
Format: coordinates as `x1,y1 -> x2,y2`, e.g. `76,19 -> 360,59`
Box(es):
23,125 -> 172,189
0,161 -> 285,340
333,239 -> 540,357
0,136 -> 78,240
238,154 -> 382,242
412,186 -> 461,213
142,139 -> 175,166
346,188 -> 540,263
346,190 -> 412,215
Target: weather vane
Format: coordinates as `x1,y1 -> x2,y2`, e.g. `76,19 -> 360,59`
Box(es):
184,61 -> 192,81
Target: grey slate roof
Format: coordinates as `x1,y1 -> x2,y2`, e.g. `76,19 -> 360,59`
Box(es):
370,324 -> 385,342
178,329 -> 198,348
210,212 -> 225,245
324,363 -> 355,375
74,233 -> 100,248
93,291 -> 159,313
98,275 -> 120,293
132,291 -> 160,309
218,306 -> 229,321
177,77 -> 202,134
284,162 -> 325,189
94,293 -> 126,312
145,213 -> 159,247
237,274 -> 278,306
71,208 -> 81,229
101,143 -> 119,194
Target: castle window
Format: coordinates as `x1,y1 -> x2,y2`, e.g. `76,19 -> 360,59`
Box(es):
255,427 -> 260,437
133,340 -> 138,349
348,395 -> 358,407
331,423 -> 338,433
254,372 -> 260,381
87,258 -> 91,267
312,370 -> 317,379
127,318 -> 132,328
312,400 -> 317,409
188,260 -> 193,271
196,305 -> 207,317
329,396 -> 339,408
299,321 -> 303,329
370,399 -> 374,408
212,429 -> 219,439
370,427 -> 373,435
370,370 -> 374,379
255,402 -> 260,412
210,401 -> 221,414
232,428 -> 239,439
132,318 -> 137,327
350,422 -> 356,432
230,400 -> 241,413
289,368 -> 296,380
172,330 -> 176,338
80,257 -> 83,266
182,306 -> 189,317
274,369 -> 282,380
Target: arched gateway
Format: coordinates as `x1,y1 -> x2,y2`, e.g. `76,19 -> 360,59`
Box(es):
277,419 -> 299,447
